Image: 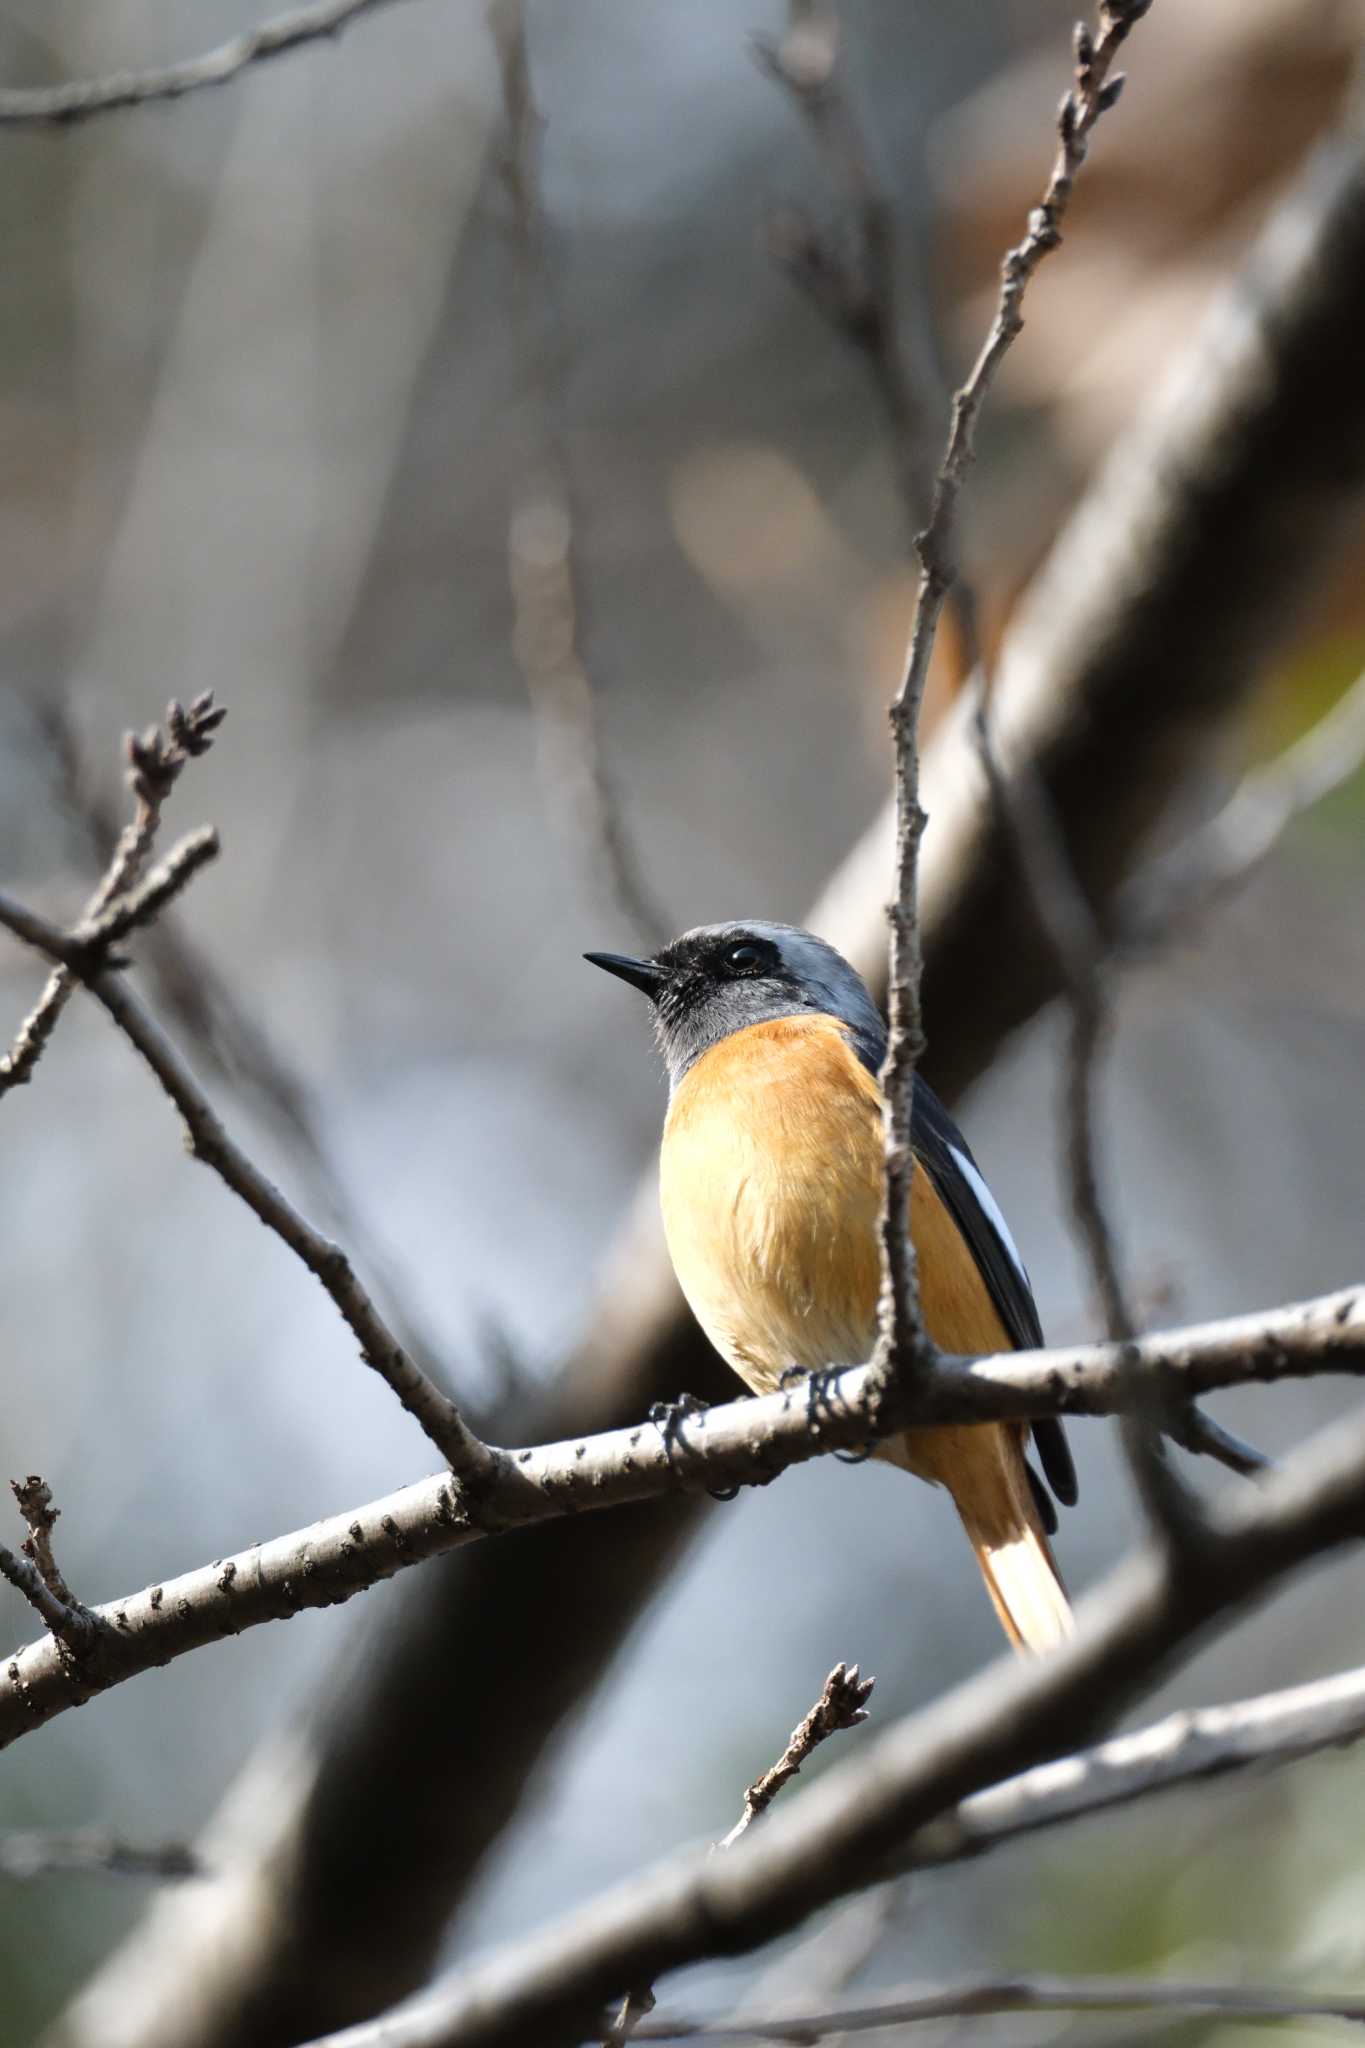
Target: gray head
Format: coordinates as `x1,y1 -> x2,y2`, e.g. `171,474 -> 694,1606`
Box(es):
585,921 -> 886,1090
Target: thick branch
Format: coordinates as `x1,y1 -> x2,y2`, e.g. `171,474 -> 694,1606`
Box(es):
298,1405 -> 1365,2048
0,0 -> 406,125
5,1287 -> 1364,1753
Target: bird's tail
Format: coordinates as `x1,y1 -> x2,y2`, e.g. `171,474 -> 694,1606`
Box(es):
892,1423 -> 1074,1655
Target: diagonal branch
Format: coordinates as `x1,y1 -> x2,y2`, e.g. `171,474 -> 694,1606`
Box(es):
0,0 -> 408,125
635,1973 -> 1365,2040
0,886 -> 493,1486
4,1285 -> 1365,1754
1,696 -> 224,1097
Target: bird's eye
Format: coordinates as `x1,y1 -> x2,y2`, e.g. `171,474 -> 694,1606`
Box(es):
726,942 -> 763,972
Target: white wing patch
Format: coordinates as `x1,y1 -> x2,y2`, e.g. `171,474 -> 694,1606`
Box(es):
948,1142 -> 1031,1295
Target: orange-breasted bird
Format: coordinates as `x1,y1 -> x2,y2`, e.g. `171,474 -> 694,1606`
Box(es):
586,921 -> 1076,1654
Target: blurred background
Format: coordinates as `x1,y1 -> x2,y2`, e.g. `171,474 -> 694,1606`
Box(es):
2,0 -> 1365,2042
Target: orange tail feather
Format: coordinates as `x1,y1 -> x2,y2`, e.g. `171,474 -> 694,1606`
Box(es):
890,1423 -> 1074,1656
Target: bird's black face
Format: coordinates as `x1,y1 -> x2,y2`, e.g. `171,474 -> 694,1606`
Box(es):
585,921 -> 886,1090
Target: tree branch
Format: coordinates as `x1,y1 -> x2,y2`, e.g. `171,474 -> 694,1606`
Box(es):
634,1973 -> 1365,2041
1123,658 -> 1365,950
0,1831 -> 202,1881
295,1401 -> 1365,2048
1,696 -> 224,1097
875,0 -> 1150,1387
0,0 -> 407,125
0,889 -> 493,1486
905,1658 -> 1365,1869
608,1665 -> 874,2043
5,1286 -> 1364,1753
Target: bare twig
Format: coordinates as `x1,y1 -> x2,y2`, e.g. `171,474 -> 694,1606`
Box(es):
0,0 -> 406,125
634,1973 -> 1365,2040
492,0 -> 670,952
0,1831 -> 203,1881
0,889 -> 493,1484
294,1401 -> 1365,2048
5,1285 -> 1364,1750
720,1664 -> 875,1851
31,700 -> 459,1409
756,4 -> 937,528
875,0 -> 1150,1389
1124,661 -> 1365,949
1,696 -> 224,1097
0,1546 -> 94,1656
10,1476 -> 79,1610
610,1666 -> 874,2039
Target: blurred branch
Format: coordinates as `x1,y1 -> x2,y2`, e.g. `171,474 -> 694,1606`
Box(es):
0,1832 -> 203,1882
62,49 -> 1365,2048
757,3 -> 936,528
635,1974 -> 1365,2040
0,0 -> 405,125
1,696 -> 224,1098
492,0 -> 671,952
906,1658 -> 1365,1869
7,1285 -> 1365,1753
876,0 -> 1149,1387
1123,660 -> 1365,949
608,1665 -> 875,2044
31,698 -> 458,1408
296,1404 -> 1365,2048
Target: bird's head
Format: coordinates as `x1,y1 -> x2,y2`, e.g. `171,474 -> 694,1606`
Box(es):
585,921 -> 885,1090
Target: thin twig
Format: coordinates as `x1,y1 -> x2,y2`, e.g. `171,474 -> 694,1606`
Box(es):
634,1972 -> 1365,2041
0,892 -> 494,1486
875,0 -> 1151,1392
10,1476 -> 79,1610
0,695 -> 224,1097
756,4 -> 937,529
1124,660 -> 1365,949
492,0 -> 671,952
720,1664 -> 876,1850
0,1545 -> 94,1654
0,0 -> 405,125
610,1666 -> 875,2039
31,700 -> 461,1415
2,1286 -> 1365,1753
0,1831 -> 204,1881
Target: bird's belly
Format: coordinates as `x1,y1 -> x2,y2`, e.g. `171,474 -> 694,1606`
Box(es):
660,1083 -> 883,1394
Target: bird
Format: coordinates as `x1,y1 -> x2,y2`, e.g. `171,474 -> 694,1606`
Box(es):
585,920 -> 1076,1654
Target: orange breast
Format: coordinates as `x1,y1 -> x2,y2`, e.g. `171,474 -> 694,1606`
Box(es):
660,1016 -> 1010,1395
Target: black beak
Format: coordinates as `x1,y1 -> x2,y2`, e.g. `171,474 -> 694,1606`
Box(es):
584,950 -> 664,999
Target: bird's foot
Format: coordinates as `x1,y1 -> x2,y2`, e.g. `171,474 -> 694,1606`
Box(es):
648,1391 -> 743,1503
782,1365 -> 874,1463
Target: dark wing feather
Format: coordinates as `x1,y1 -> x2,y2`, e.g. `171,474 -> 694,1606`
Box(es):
911,1076 -> 1078,1510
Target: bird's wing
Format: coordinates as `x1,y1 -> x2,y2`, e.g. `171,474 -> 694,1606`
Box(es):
911,1076 -> 1078,1511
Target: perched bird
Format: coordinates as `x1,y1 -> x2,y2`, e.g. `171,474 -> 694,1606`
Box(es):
586,920 -> 1076,1654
